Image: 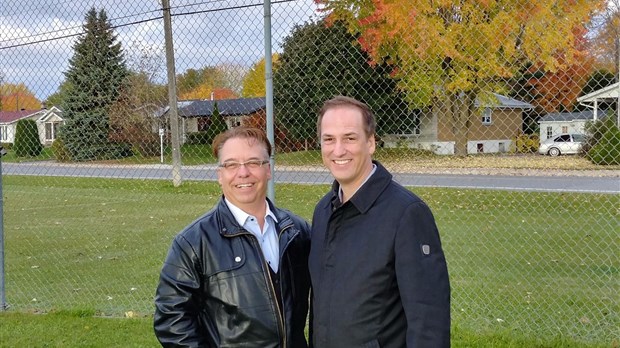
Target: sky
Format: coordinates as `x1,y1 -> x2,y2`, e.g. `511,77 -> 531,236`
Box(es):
0,0 -> 321,101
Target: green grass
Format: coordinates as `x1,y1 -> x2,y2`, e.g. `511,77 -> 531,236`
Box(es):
1,175 -> 618,347
1,312 -> 612,348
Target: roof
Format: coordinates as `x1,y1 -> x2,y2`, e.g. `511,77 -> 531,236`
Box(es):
37,106 -> 63,122
538,110 -> 609,123
577,82 -> 619,102
475,93 -> 534,109
158,97 -> 266,118
0,109 -> 44,123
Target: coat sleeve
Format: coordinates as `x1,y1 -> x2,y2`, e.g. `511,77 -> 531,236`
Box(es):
154,235 -> 209,348
394,201 -> 451,348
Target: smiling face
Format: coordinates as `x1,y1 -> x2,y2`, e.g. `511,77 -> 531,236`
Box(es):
320,105 -> 375,193
217,136 -> 271,214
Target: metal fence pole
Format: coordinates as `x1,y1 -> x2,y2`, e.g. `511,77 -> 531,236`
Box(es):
0,147 -> 7,311
264,0 -> 275,202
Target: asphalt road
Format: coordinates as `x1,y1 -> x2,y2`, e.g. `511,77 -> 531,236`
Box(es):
2,161 -> 618,194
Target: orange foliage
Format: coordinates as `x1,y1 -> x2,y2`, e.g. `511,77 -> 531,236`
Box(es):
525,27 -> 593,113
1,83 -> 41,111
179,86 -> 237,100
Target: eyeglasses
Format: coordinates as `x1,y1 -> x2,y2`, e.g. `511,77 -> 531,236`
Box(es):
218,160 -> 269,171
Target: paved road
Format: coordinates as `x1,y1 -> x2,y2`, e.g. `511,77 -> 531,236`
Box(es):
2,162 -> 618,194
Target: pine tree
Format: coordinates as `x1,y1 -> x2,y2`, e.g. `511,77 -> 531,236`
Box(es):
208,102 -> 228,141
60,8 -> 129,161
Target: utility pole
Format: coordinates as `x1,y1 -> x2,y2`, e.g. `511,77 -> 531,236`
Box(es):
162,0 -> 182,186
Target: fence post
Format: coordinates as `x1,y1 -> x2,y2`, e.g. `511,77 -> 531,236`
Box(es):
264,0 -> 275,202
0,146 -> 8,311
162,0 -> 183,187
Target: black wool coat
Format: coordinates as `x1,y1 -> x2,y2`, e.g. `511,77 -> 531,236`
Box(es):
309,161 -> 450,348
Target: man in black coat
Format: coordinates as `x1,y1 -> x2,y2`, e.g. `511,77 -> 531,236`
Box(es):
309,96 -> 451,347
154,127 -> 311,347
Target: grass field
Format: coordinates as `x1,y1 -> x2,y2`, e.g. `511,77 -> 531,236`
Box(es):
0,175 -> 618,347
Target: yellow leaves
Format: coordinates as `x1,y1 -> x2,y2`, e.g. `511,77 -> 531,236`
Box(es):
241,54 -> 279,98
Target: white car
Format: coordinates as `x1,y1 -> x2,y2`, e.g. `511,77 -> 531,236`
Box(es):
538,133 -> 585,156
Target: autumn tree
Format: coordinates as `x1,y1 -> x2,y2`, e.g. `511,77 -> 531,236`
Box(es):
512,27 -> 594,132
588,0 -> 620,80
60,7 -> 130,161
108,41 -> 167,156
318,0 -> 604,155
242,54 -> 279,98
178,66 -> 238,100
0,83 -> 41,111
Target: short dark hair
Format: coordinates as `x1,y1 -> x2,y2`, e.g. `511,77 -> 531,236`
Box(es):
317,96 -> 376,138
212,126 -> 272,159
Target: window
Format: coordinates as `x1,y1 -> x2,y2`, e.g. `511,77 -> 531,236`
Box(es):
477,143 -> 484,153
0,126 -> 7,142
546,127 -> 553,139
481,108 -> 492,125
561,126 -> 568,133
45,122 -> 60,141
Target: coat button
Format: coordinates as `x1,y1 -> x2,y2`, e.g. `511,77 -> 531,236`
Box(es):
235,256 -> 241,262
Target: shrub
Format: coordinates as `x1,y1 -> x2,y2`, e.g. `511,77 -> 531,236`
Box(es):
513,133 -> 539,154
586,124 -> 620,165
14,119 -> 43,157
581,117 -> 616,155
51,138 -> 71,162
185,131 -> 211,145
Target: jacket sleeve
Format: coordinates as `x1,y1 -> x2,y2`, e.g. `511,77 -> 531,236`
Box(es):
154,235 -> 209,348
394,201 -> 451,348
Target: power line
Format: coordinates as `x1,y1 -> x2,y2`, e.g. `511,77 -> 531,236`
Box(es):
0,0 -> 297,49
0,0 -> 298,48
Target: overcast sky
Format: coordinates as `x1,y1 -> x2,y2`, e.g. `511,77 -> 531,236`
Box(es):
0,0 -> 321,101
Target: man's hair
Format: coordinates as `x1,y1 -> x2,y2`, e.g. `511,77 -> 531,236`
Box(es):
212,126 -> 272,159
317,95 -> 376,138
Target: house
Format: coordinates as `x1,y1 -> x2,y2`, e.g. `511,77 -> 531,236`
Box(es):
0,106 -> 64,146
383,93 -> 534,155
538,110 -> 607,141
156,97 -> 266,143
576,82 -> 619,127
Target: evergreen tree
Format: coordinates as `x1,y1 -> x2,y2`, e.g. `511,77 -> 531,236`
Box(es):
208,102 -> 228,141
60,7 -> 129,161
14,119 -> 43,157
274,20 -> 405,145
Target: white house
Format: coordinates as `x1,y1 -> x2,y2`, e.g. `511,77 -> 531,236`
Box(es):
0,106 -> 64,146
576,81 -> 619,127
537,110 -> 603,141
383,93 -> 534,155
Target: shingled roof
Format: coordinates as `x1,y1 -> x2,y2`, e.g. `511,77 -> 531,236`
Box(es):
539,110 -> 608,122
159,97 -> 266,118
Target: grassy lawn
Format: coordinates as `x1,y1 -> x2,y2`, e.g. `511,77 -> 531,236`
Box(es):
1,175 -> 617,347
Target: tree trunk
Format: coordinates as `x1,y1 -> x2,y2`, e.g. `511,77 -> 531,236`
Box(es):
450,91 -> 475,157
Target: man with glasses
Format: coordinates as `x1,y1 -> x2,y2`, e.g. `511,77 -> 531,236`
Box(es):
154,127 -> 311,347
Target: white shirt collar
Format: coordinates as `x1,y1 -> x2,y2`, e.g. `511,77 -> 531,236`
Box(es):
224,198 -> 278,229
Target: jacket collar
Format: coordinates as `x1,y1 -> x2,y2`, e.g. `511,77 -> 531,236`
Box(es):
216,196 -> 294,237
325,160 -> 392,214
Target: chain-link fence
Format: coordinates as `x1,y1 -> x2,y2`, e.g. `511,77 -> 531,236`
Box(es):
1,0 -> 619,345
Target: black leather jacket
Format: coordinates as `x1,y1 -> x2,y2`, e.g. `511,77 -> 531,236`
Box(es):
154,197 -> 311,348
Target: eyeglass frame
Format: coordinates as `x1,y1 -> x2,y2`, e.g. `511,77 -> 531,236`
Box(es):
217,159 -> 270,171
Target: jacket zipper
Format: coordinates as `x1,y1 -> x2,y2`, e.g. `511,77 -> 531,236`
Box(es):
232,222 -> 296,348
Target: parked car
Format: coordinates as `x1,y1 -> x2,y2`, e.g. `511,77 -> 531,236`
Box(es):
538,133 -> 585,156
